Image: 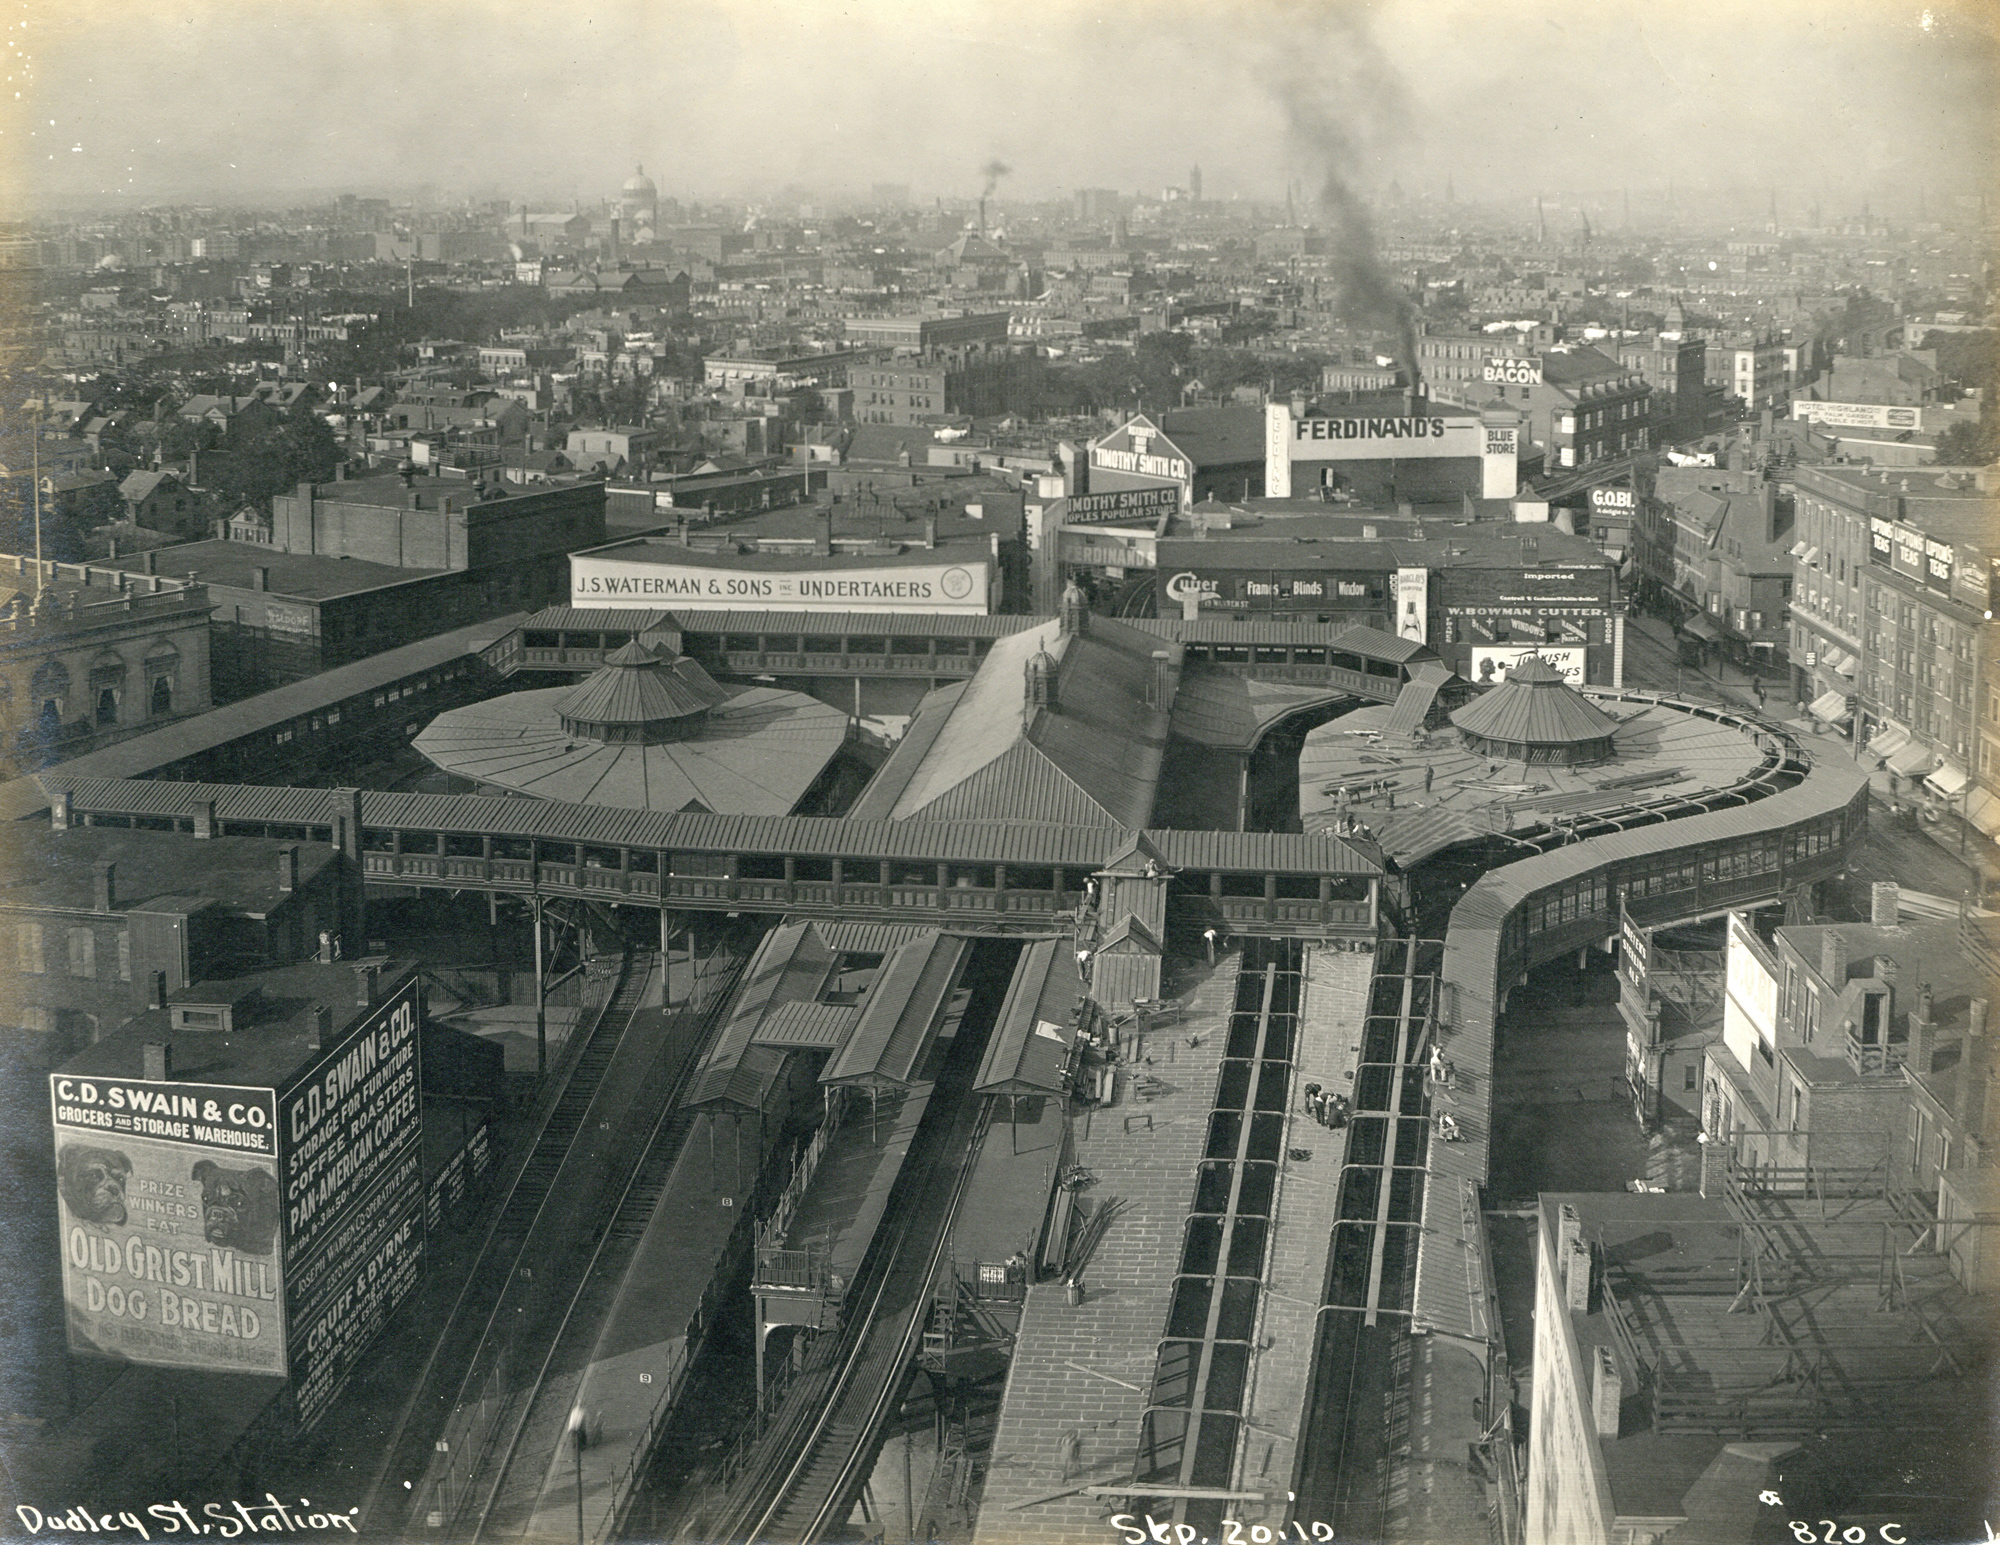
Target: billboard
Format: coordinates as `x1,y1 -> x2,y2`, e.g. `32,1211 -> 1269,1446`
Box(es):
1469,646 -> 1585,686
571,555 -> 990,614
1162,571 -> 1222,609
1394,567 -> 1429,644
1063,486 -> 1181,525
1266,403 -> 1507,498
1282,412 -> 1484,461
279,980 -> 425,1431
1482,356 -> 1543,385
51,1077 -> 287,1375
1791,401 -> 1920,431
1482,423 -> 1520,499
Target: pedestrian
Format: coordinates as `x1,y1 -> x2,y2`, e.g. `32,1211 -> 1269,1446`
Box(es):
1423,764 -> 1435,794
567,1404 -> 591,1452
1437,1113 -> 1462,1143
1303,1082 -> 1323,1123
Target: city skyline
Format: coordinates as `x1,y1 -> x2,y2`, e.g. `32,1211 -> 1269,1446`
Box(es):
10,0 -> 1995,214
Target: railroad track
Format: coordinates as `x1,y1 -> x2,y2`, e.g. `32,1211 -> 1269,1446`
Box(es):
361,949 -> 650,1536
467,946 -> 749,1540
696,1053 -> 993,1543
1296,935 -> 1439,1538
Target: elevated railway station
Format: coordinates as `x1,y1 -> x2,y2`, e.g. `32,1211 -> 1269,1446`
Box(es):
8,580 -> 1904,1545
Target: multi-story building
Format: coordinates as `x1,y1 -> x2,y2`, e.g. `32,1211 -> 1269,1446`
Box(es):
1614,330 -> 1708,444
95,475 -> 604,699
1652,464 -> 1794,673
1703,905 -> 1993,1188
1707,333 -> 1790,413
1527,1187 -> 1990,1545
841,312 -> 1011,352
849,348 -> 1041,427
1615,908 -> 1723,1125
0,565 -> 213,771
1412,329 -> 1539,408
1790,466 -> 1995,797
0,817 -> 353,1057
1535,347 -> 1654,471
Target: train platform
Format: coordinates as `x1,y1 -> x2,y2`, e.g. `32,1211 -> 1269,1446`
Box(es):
775,1084 -> 933,1296
510,1100 -> 766,1544
972,943 -> 1373,1545
954,1093 -> 1066,1272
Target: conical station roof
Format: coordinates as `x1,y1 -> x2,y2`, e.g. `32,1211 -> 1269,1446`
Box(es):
1449,653 -> 1619,762
555,640 -> 729,738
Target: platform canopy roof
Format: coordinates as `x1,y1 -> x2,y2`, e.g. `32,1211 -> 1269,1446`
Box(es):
821,933 -> 970,1091
974,937 -> 1084,1097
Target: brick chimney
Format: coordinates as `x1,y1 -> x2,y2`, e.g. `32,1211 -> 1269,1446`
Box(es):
1565,1237 -> 1592,1311
278,845 -> 300,893
1820,930 -> 1848,986
314,1003 -> 336,1050
1591,1347 -> 1622,1437
1870,881 -> 1899,926
193,800 -> 216,839
150,970 -> 169,1010
143,1042 -> 173,1081
355,964 -> 378,1006
94,862 -> 115,913
52,790 -> 73,831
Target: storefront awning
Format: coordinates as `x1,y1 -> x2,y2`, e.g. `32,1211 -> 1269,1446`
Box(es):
1865,725 -> 1910,761
1809,689 -> 1852,724
1830,650 -> 1858,677
1789,540 -> 1810,558
1682,614 -> 1721,642
1803,545 -> 1821,569
1966,788 -> 2000,839
1887,742 -> 1936,778
1924,761 -> 1971,799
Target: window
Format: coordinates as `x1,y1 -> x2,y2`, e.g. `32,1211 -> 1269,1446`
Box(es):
116,931 -> 130,983
67,927 -> 95,978
17,922 -> 43,974
1684,1063 -> 1699,1092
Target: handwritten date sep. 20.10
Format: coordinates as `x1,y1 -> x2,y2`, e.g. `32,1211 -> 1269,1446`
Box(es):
1110,1517 -> 1336,1544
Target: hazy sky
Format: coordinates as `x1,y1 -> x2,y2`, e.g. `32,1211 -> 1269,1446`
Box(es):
8,0 -> 1994,212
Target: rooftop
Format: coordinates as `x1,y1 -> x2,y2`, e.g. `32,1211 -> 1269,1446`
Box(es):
97,539 -> 441,600
59,959 -> 417,1094
412,667 -> 847,816
1539,1188 -> 1993,1539
0,825 -> 337,919
1299,688 -> 1768,866
849,613 -> 1175,830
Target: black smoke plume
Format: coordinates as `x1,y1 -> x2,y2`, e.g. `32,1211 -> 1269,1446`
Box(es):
980,159 -> 1012,198
1264,9 -> 1420,391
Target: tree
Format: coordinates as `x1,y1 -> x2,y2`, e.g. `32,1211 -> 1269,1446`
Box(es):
1930,417 -> 1998,466
205,402 -> 342,511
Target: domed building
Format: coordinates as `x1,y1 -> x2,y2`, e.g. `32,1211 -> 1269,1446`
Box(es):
411,640 -> 849,815
1447,653 -> 1619,766
619,166 -> 658,238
